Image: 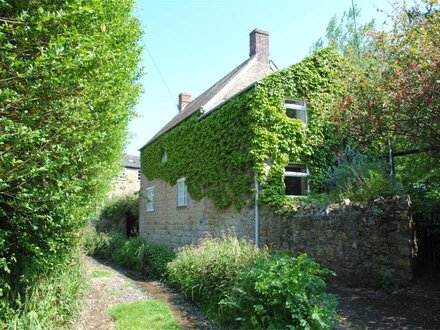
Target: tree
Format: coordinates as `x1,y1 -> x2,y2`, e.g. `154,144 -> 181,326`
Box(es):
335,0 -> 439,152
311,3 -> 376,58
328,0 -> 439,206
0,0 -> 143,320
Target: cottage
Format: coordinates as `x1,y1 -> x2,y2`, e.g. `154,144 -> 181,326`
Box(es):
139,29 -> 347,248
111,153 -> 141,197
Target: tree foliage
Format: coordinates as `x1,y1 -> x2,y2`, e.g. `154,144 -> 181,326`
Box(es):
0,0 -> 142,321
323,0 -> 439,206
311,3 -> 376,58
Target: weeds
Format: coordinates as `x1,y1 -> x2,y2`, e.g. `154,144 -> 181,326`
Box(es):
83,228 -> 175,279
5,254 -> 85,330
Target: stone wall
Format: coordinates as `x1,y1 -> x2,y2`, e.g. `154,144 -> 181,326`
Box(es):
139,177 -> 255,248
259,196 -> 414,287
139,176 -> 414,286
110,167 -> 140,197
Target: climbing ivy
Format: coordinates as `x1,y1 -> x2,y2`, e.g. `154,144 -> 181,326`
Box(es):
141,48 -> 360,209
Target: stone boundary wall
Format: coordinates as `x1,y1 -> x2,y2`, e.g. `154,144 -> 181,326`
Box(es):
138,176 -> 415,287
259,196 -> 414,287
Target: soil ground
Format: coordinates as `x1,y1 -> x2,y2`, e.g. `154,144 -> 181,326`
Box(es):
76,257 -> 440,329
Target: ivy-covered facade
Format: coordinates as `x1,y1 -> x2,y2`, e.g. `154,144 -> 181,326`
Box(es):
140,30 -> 353,247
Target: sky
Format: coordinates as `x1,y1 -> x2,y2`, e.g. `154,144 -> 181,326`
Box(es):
126,0 -> 394,155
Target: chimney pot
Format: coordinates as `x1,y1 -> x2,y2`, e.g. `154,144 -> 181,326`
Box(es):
178,92 -> 191,112
249,29 -> 269,63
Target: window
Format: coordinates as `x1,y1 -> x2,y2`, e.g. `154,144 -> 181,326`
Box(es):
177,178 -> 187,207
285,99 -> 307,124
137,169 -> 141,181
117,168 -> 126,181
284,164 -> 309,196
162,150 -> 168,163
146,186 -> 155,212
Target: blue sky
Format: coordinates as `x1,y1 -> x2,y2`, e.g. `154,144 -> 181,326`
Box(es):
126,0 -> 393,155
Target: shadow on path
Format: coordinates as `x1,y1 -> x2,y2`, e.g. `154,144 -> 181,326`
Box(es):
330,274 -> 440,329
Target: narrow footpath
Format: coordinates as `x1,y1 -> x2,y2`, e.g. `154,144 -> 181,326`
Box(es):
76,257 -> 440,330
74,257 -> 215,330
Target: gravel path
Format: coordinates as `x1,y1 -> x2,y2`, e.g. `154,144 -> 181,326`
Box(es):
74,257 -> 215,330
74,257 -> 153,330
75,256 -> 440,330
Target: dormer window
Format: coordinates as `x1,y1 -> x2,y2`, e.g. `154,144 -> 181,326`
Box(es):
162,150 -> 168,163
285,99 -> 307,124
284,164 -> 309,196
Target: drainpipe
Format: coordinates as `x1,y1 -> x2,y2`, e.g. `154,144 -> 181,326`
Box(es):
254,172 -> 259,248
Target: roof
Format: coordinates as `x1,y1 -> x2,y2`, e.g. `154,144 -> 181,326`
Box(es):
122,154 -> 140,169
140,56 -> 276,150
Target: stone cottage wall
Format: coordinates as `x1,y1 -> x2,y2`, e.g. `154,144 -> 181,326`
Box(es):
259,196 -> 414,286
139,177 -> 255,248
110,167 -> 140,197
139,177 -> 414,286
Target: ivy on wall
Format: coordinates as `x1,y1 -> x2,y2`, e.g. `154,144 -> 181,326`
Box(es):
141,48 -> 358,210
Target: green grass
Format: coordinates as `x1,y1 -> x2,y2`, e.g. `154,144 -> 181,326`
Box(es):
109,300 -> 181,330
91,270 -> 113,278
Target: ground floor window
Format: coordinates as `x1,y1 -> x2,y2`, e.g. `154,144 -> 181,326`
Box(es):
146,186 -> 155,212
284,164 -> 309,196
177,178 -> 187,207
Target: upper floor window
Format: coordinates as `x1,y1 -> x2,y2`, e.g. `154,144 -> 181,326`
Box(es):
162,150 -> 168,163
117,168 -> 127,181
177,177 -> 187,207
146,186 -> 155,212
284,164 -> 309,197
285,99 -> 307,125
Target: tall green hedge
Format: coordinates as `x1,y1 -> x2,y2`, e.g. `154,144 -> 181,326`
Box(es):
0,0 -> 142,323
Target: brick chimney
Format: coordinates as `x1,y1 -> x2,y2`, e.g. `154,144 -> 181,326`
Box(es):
178,92 -> 191,112
249,29 -> 269,63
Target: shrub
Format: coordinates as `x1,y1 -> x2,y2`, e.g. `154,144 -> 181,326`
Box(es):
137,242 -> 176,279
326,148 -> 402,201
0,0 -> 142,323
5,253 -> 85,330
81,226 -> 112,257
220,252 -> 337,329
166,236 -> 262,319
94,193 -> 139,234
82,229 -> 175,279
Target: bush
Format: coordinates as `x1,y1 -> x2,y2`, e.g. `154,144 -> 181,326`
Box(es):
82,226 -> 112,257
0,0 -> 142,324
96,193 -> 139,234
137,242 -> 176,279
82,229 -> 175,279
4,253 -> 85,330
221,252 -> 337,329
166,236 -> 261,319
326,148 -> 402,201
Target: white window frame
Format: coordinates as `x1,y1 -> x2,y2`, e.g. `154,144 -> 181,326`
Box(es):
285,99 -> 307,125
162,150 -> 168,163
284,164 -> 310,197
146,186 -> 155,212
176,177 -> 187,207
